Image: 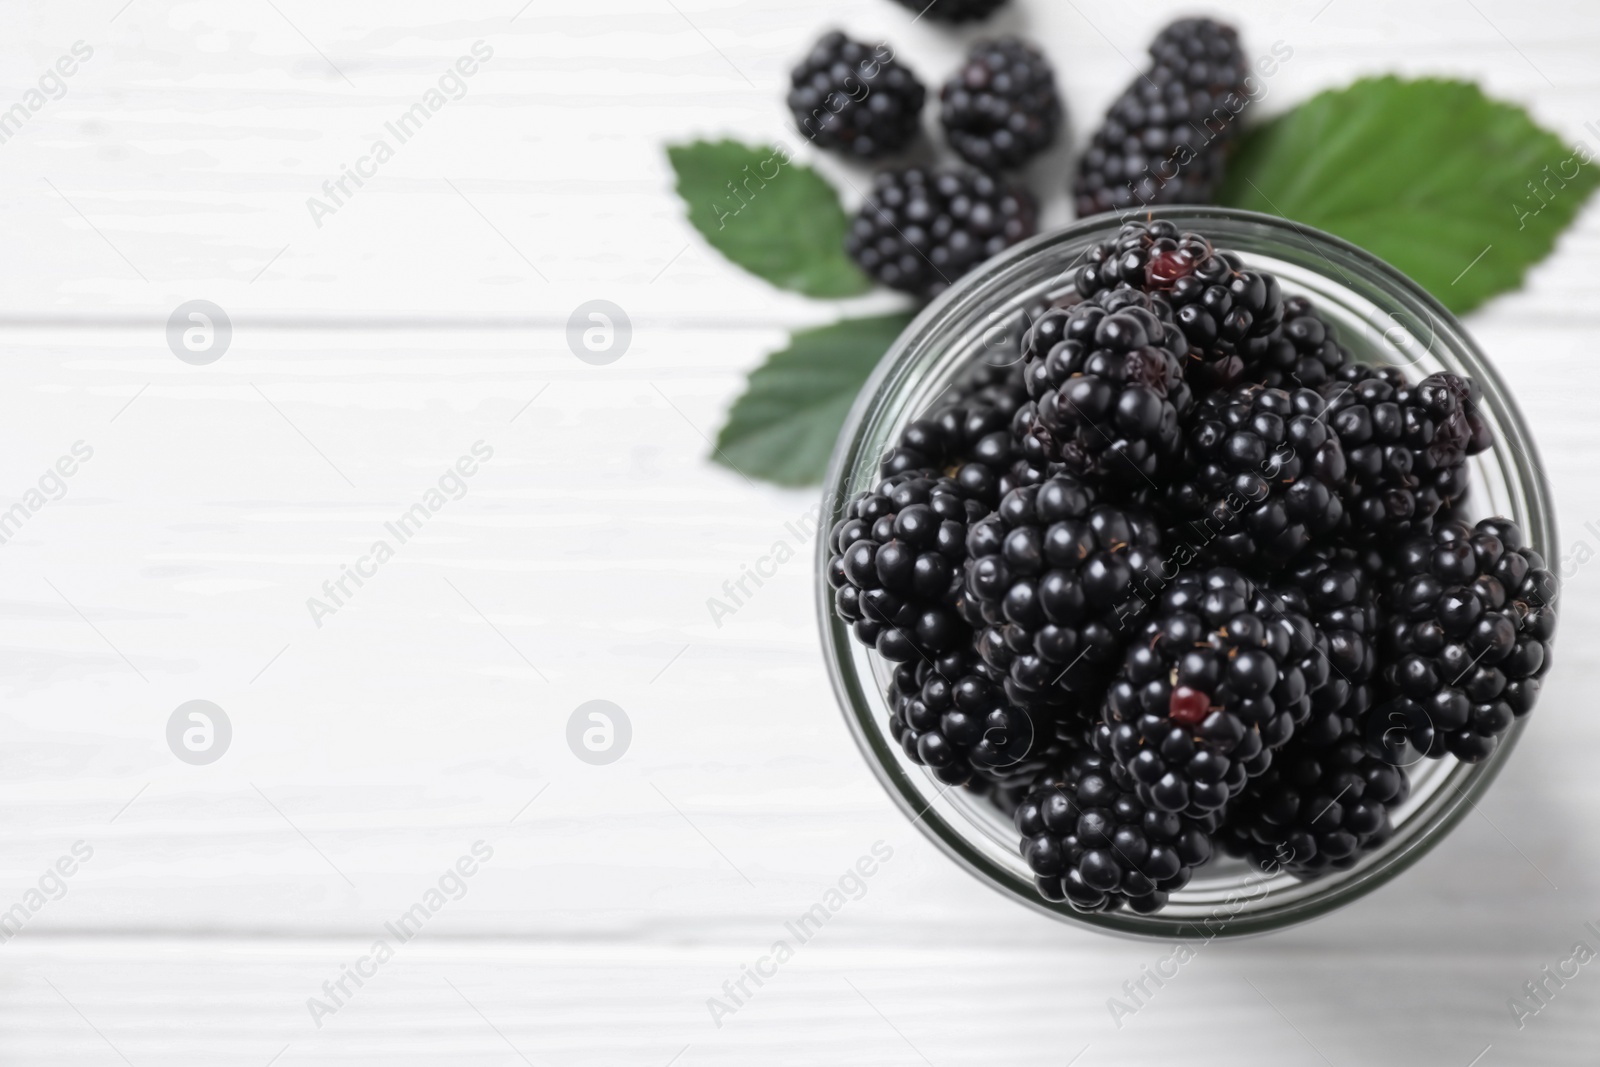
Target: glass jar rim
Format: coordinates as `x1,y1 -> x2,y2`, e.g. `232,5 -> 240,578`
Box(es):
816,206 -> 1558,939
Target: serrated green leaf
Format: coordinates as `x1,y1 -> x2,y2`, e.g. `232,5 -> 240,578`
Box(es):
667,139 -> 871,298
713,313 -> 914,486
1217,76 -> 1599,314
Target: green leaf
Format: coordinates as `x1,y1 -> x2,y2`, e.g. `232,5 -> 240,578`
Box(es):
667,139 -> 871,298
1217,76 -> 1599,314
713,313 -> 914,486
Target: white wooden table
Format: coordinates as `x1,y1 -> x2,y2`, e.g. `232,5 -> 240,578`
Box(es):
2,1 -> 1598,1063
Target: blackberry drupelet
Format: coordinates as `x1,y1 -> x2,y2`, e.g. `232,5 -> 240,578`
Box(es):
888,0 -> 1009,23
879,359 -> 1029,506
846,166 -> 1038,297
964,475 -> 1164,711
1221,717 -> 1409,876
1016,747 -> 1217,912
1166,384 -> 1347,570
1020,287 -> 1194,486
1102,567 -> 1331,817
887,654 -> 1039,786
1322,365 -> 1493,540
787,32 -> 926,160
1370,518 -> 1557,763
826,472 -> 988,661
1073,18 -> 1252,217
940,37 -> 1062,171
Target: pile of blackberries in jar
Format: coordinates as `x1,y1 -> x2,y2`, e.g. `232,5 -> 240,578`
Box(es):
825,220 -> 1559,914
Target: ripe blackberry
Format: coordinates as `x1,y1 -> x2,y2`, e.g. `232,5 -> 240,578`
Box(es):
1020,287 -> 1193,486
1166,384 -> 1348,570
940,38 -> 1062,171
1102,567 -> 1331,817
846,166 -> 1038,297
1073,220 -> 1285,391
1073,18 -> 1251,217
1252,296 -> 1353,390
788,32 -> 926,160
964,475 -> 1164,710
826,472 -> 988,661
887,654 -> 1038,786
888,0 -> 1009,23
1278,547 -> 1380,734
1370,518 -> 1557,763
1322,365 -> 1493,540
1221,718 -> 1409,876
879,360 -> 1029,506
1015,747 -> 1217,913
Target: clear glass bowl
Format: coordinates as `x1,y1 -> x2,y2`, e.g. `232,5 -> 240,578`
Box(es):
816,207 -> 1558,938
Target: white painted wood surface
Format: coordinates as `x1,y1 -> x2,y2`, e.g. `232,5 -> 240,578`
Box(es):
1,0 -> 1599,1063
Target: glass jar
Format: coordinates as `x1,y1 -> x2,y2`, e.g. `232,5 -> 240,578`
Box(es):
816,207 -> 1558,938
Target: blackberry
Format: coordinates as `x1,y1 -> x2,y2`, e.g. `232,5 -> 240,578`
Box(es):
1370,518 -> 1557,763
888,0 -> 1009,23
879,360 -> 1029,506
788,32 -> 926,160
1166,384 -> 1347,570
1321,364 -> 1492,541
940,38 -> 1062,171
1221,717 -> 1409,876
1253,296 -> 1353,391
964,475 -> 1163,710
1102,567 -> 1331,817
1016,747 -> 1217,913
826,472 -> 988,661
1073,220 -> 1285,391
1020,287 -> 1193,486
1073,18 -> 1251,217
1278,547 -> 1380,735
846,166 -> 1038,297
887,655 -> 1039,786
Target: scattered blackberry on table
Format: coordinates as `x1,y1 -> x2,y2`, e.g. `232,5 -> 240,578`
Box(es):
888,0 -> 1009,23
940,38 -> 1062,171
846,166 -> 1038,297
887,654 -> 1038,786
1165,384 -> 1348,570
1370,518 -> 1557,763
826,472 -> 988,661
1322,364 -> 1493,541
1020,287 -> 1193,487
1221,716 -> 1409,876
1102,567 -> 1331,817
787,32 -> 926,160
964,475 -> 1163,712
1016,747 -> 1217,913
1073,18 -> 1252,217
